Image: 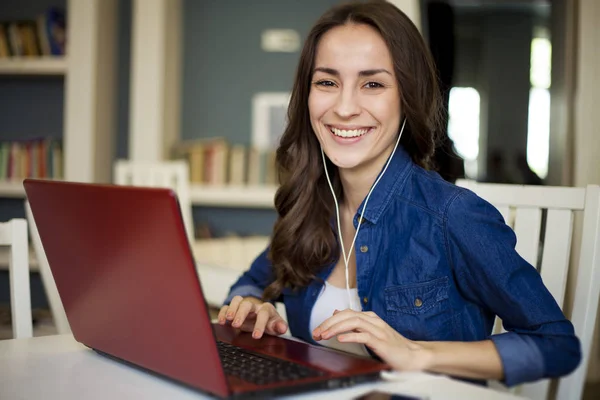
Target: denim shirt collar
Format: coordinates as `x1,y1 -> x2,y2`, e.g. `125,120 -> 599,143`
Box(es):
355,144 -> 412,224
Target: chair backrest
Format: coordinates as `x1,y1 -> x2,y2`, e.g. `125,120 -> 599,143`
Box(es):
114,160 -> 194,243
0,218 -> 32,339
456,180 -> 600,400
24,200 -> 71,334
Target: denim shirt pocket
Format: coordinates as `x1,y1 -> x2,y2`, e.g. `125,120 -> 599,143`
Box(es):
384,276 -> 455,340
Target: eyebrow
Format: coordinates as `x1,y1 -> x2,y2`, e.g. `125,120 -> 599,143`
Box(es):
313,67 -> 392,77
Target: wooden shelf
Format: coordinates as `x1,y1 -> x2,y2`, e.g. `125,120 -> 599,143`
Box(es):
0,182 -> 279,208
0,57 -> 67,76
190,184 -> 277,208
0,181 -> 26,198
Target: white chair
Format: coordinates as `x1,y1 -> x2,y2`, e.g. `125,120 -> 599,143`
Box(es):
456,180 -> 600,400
0,218 -> 32,339
24,200 -> 71,334
114,160 -> 195,243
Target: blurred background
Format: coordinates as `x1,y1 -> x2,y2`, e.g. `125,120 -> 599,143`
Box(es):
0,0 -> 598,396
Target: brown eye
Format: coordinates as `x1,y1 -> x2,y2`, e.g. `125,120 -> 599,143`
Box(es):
315,80 -> 336,87
364,81 -> 384,89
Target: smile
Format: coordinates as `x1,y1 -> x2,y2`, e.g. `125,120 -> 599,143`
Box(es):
328,126 -> 373,138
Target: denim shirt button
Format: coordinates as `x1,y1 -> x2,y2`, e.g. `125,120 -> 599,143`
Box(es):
414,297 -> 423,307
363,297 -> 368,304
360,245 -> 368,253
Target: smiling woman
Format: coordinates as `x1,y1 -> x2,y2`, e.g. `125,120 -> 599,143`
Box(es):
219,0 -> 581,390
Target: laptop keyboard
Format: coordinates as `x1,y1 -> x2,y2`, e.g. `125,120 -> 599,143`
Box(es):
217,341 -> 326,385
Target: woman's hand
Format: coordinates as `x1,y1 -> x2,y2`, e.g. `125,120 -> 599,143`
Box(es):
312,309 -> 431,371
218,295 -> 288,339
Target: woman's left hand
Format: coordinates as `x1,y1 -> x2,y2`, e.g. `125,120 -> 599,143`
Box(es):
312,309 -> 431,371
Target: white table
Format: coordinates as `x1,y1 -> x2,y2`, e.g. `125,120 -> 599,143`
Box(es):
0,335 -> 525,400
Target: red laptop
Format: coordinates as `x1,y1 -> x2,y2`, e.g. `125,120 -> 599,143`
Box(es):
24,179 -> 388,399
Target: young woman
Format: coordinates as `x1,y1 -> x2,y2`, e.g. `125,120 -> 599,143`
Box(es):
218,1 -> 580,387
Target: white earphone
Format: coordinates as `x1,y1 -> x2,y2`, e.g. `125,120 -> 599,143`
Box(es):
321,118 -> 407,310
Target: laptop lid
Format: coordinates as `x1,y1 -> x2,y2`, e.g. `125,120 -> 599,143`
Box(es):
24,179 -> 388,399
24,179 -> 231,398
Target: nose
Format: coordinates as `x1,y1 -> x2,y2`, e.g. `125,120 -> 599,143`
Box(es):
333,87 -> 360,119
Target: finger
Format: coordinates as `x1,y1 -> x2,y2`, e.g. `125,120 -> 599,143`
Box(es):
231,300 -> 256,328
337,332 -> 383,353
217,306 -> 229,324
321,316 -> 385,341
252,304 -> 275,339
275,320 -> 289,334
266,316 -> 288,335
226,296 -> 244,321
362,311 -> 389,328
312,309 -> 357,340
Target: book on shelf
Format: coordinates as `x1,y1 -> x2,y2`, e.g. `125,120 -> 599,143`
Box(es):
0,137 -> 62,182
0,7 -> 66,58
228,144 -> 246,185
174,138 -> 278,187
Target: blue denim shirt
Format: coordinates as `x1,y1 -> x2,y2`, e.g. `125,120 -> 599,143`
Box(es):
225,145 -> 581,387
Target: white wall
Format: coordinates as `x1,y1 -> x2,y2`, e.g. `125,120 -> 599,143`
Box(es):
64,0 -> 118,183
572,0 -> 600,384
129,0 -> 181,162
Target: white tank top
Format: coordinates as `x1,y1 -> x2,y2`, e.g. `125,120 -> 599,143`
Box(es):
309,281 -> 372,357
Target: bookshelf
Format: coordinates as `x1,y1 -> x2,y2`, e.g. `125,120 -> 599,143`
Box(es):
0,56 -> 67,75
0,0 -> 117,188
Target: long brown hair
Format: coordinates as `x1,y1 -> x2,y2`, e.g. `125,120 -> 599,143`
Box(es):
264,0 -> 443,300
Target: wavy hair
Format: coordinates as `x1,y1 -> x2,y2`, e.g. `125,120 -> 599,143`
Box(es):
263,0 -> 443,300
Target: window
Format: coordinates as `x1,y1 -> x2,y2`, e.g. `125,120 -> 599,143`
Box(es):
448,87 -> 480,179
526,33 -> 552,179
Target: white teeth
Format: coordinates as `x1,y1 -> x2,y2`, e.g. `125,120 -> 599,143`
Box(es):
330,127 -> 369,138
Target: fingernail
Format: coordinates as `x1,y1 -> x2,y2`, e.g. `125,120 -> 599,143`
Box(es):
233,319 -> 241,327
226,313 -> 233,320
321,330 -> 330,339
252,330 -> 261,339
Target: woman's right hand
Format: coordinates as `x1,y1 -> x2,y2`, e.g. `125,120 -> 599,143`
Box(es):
218,295 -> 288,339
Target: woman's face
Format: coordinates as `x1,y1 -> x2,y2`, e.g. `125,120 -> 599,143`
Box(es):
308,23 -> 401,172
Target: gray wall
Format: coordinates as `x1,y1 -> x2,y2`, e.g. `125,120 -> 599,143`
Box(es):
181,0 -> 340,144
